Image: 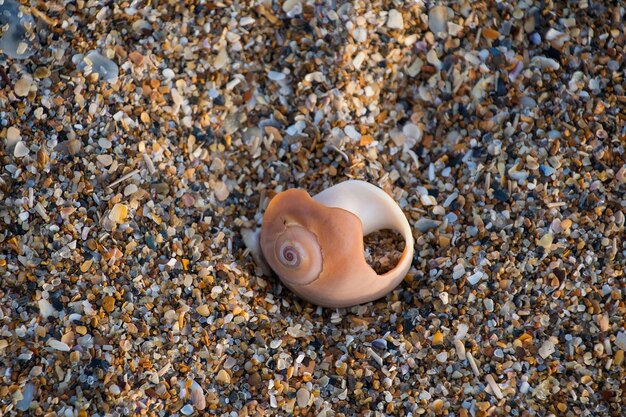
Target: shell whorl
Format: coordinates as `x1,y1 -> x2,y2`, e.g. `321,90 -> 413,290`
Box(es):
263,220 -> 323,286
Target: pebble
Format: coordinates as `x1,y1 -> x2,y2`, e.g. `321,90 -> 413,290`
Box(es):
454,339 -> 466,360
537,233 -> 553,250
78,50 -> 119,82
14,76 -> 32,97
6,126 -> 21,145
615,332 -> 626,351
180,404 -> 194,416
16,383 -> 35,411
372,338 -> 387,350
415,218 -> 440,232
467,271 -> 483,285
428,5 -> 449,38
13,141 -> 29,158
344,125 -> 361,141
47,339 -> 70,352
538,339 -> 556,359
38,298 -> 56,319
214,181 -> 230,201
452,264 -> 465,280
296,387 -> 310,408
433,331 -> 444,347
102,296 -> 115,313
485,374 -> 503,399
108,203 -> 128,224
97,154 -> 113,167
196,304 -> 211,316
386,9 -> 404,29
216,369 -> 231,384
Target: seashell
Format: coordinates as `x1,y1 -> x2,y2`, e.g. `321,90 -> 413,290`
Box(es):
255,180 -> 414,308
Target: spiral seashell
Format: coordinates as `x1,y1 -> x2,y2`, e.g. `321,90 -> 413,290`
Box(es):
257,180 -> 415,308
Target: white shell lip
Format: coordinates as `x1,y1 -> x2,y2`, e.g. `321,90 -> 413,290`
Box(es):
313,180 -> 415,259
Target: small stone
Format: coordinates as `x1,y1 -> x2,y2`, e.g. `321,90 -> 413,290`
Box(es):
530,56 -> 560,70
162,68 -> 175,79
296,387 -> 310,408
614,350 -> 624,366
439,292 -> 449,304
79,51 -> 119,82
214,48 -> 229,70
599,314 -> 609,332
372,338 -> 387,350
38,298 -> 56,319
415,218 -> 440,232
129,51 -> 144,66
196,305 -> 211,316
386,9 -> 404,29
13,141 -> 29,158
344,125 -> 361,141
6,126 -> 21,145
432,399 -> 444,414
537,233 -> 553,250
214,181 -> 229,201
102,296 -> 115,313
16,383 -> 35,411
482,28 -> 500,40
433,331 -> 444,347
180,405 -> 194,416
454,339 -> 466,360
216,369 -> 231,384
109,384 -> 121,395
436,352 -> 448,362
538,339 -> 555,359
352,51 -> 366,70
467,271 -> 483,285
97,154 -> 113,167
452,264 -> 465,280
485,374 -> 504,399
615,332 -> 626,351
282,0 -> 302,15
428,6 -> 449,37
47,339 -> 70,352
108,203 -> 128,223
190,384 -> 206,410
14,76 -> 32,97
560,219 -> 572,231
406,58 -> 423,77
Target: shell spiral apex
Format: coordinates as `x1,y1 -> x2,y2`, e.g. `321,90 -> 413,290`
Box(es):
258,180 -> 415,308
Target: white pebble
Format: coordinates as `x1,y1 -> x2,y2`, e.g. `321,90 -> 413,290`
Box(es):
386,9 -> 404,29
352,51 -> 366,69
452,264 -> 465,280
47,339 -> 70,352
38,298 -> 56,319
13,141 -> 29,158
467,271 -> 483,285
455,323 -> 469,340
538,339 -> 555,359
162,68 -> 175,79
344,125 -> 361,141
